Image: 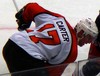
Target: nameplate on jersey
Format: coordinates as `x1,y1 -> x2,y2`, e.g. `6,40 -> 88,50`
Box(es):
53,18 -> 71,42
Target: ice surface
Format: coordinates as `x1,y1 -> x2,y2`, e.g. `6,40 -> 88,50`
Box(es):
0,0 -> 100,74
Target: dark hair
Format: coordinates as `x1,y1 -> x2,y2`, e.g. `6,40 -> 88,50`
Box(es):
95,13 -> 100,31
95,13 -> 100,44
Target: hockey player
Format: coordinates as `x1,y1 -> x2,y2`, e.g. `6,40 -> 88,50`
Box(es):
73,11 -> 100,76
83,11 -> 100,76
79,11 -> 100,76
2,3 -> 98,76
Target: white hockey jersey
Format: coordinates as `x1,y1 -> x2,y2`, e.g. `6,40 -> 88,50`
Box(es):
10,3 -> 77,64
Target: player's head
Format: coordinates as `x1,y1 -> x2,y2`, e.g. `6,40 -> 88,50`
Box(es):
74,18 -> 98,46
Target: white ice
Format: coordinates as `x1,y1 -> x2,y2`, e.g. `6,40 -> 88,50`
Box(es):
0,0 -> 100,75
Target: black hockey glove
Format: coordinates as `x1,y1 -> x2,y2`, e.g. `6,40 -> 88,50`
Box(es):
15,8 -> 31,31
82,58 -> 100,76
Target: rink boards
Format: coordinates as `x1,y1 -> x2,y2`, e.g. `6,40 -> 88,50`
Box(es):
0,58 -> 100,76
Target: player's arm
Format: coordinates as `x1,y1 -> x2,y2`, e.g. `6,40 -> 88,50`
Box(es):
15,3 -> 64,31
73,58 -> 100,76
82,58 -> 100,76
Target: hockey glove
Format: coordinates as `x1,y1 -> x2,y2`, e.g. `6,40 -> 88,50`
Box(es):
82,58 -> 100,76
15,8 -> 31,31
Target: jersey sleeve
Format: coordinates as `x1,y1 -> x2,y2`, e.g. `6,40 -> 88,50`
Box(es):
22,3 -> 64,23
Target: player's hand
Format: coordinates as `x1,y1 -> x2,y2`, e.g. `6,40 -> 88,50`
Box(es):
16,19 -> 31,31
